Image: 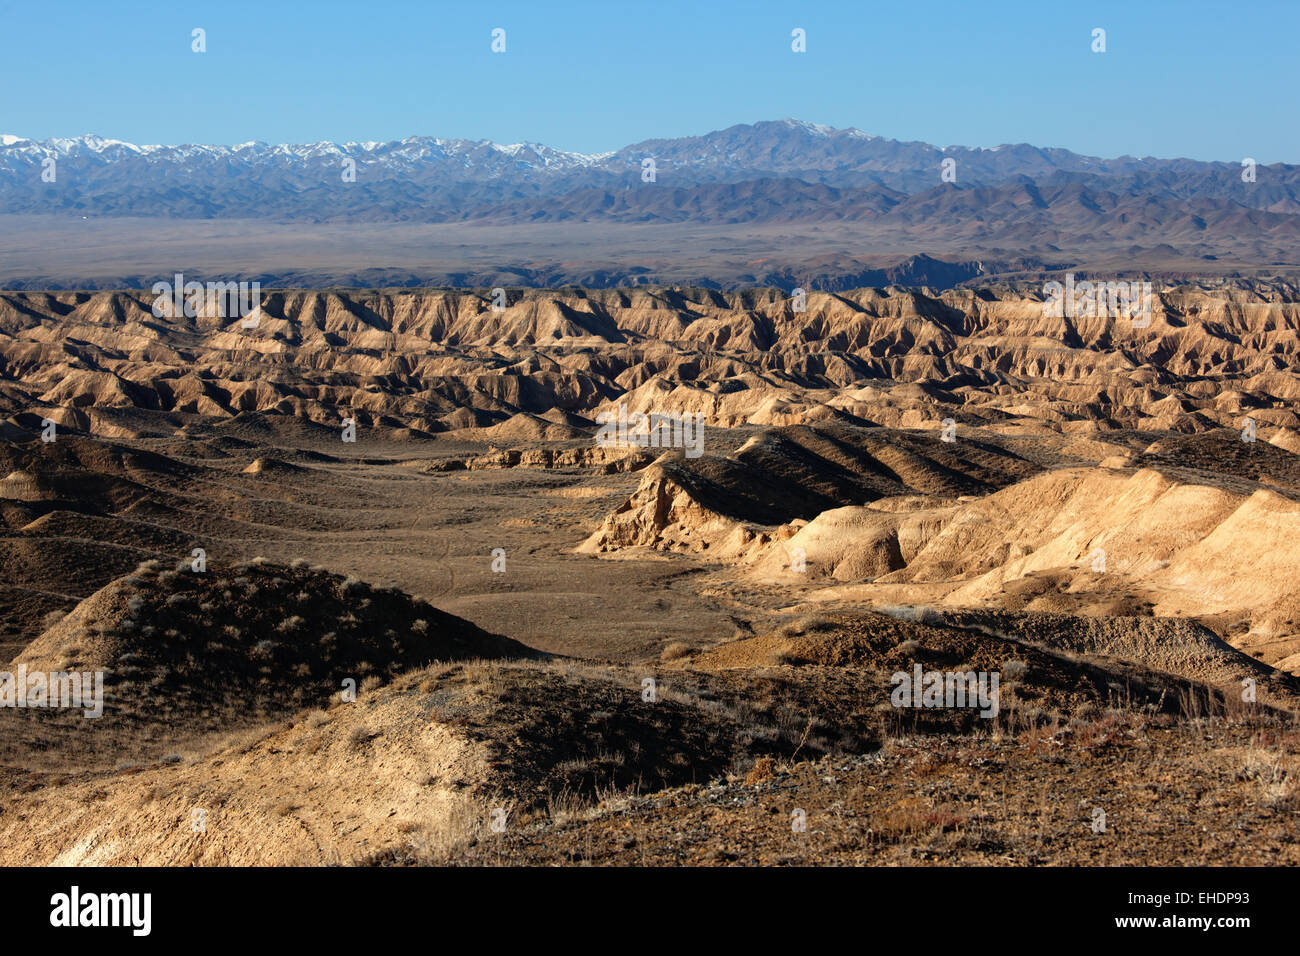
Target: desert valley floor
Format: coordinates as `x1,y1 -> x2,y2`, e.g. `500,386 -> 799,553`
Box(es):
0,282 -> 1298,865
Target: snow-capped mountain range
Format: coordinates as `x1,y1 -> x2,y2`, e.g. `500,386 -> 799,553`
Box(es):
1,118 -> 1297,223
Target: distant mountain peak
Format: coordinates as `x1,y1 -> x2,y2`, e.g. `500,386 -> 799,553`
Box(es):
772,118 -> 877,140
0,120 -> 1293,232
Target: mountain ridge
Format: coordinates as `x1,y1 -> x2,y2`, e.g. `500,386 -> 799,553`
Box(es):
4,118 -> 1296,223
5,119 -> 1298,289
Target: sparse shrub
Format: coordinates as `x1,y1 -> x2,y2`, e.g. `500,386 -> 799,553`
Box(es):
776,615 -> 837,639
660,641 -> 693,661
277,615 -> 305,633
140,783 -> 169,805
878,604 -> 945,626
745,756 -> 776,786
1002,659 -> 1029,681
1261,783 -> 1295,811
1238,750 -> 1285,784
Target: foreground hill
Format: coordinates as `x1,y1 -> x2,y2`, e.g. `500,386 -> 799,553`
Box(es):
4,605 -> 1291,865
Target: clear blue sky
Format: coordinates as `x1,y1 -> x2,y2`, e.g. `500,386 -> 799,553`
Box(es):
2,0 -> 1295,162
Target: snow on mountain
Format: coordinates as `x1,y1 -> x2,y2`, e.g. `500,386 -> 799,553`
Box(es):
0,120 -> 1290,223
0,131 -> 609,170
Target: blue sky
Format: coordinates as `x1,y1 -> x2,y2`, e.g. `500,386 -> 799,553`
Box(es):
2,0 -> 1296,161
